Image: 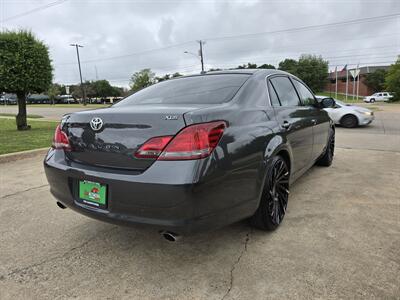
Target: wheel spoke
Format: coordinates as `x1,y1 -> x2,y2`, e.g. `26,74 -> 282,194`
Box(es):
276,166 -> 289,182
279,197 -> 287,214
274,201 -> 280,224
277,179 -> 289,184
276,183 -> 289,195
277,189 -> 288,203
275,161 -> 286,179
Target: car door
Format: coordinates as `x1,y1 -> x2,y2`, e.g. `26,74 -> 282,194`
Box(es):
377,93 -> 384,101
383,93 -> 389,101
268,76 -> 313,174
292,79 -> 330,161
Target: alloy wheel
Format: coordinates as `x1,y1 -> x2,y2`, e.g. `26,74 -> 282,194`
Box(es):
341,115 -> 357,128
267,158 -> 290,225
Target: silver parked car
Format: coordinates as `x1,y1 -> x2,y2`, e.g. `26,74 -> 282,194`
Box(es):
316,96 -> 374,128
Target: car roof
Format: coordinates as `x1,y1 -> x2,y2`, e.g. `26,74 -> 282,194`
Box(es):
179,68 -> 290,79
206,69 -> 288,76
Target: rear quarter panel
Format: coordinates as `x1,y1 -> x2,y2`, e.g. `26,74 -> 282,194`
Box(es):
184,76 -> 283,219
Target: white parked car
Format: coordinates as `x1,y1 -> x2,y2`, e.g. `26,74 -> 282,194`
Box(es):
316,96 -> 374,128
363,92 -> 393,103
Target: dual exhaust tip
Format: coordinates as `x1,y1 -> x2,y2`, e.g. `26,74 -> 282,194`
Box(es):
56,201 -> 181,242
160,231 -> 181,242
56,201 -> 67,209
56,202 -> 181,242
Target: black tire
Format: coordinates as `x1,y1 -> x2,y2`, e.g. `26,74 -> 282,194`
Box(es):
316,129 -> 335,167
340,114 -> 358,128
251,155 -> 290,231
370,98 -> 375,103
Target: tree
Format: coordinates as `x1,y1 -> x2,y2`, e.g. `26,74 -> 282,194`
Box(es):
71,82 -> 93,100
0,30 -> 52,130
129,69 -> 155,92
236,63 -> 257,69
70,84 -> 82,99
385,58 -> 400,102
155,74 -> 171,82
111,86 -> 123,97
364,69 -> 387,92
246,63 -> 257,69
92,80 -> 115,98
172,72 -> 182,78
278,59 -> 298,75
296,55 -> 328,92
258,64 -> 275,69
47,83 -> 61,105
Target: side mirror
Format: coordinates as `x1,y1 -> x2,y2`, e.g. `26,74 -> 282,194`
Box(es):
318,97 -> 335,108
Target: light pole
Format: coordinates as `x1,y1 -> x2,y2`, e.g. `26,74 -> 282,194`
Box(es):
184,40 -> 205,73
198,40 -> 205,73
70,43 -> 86,105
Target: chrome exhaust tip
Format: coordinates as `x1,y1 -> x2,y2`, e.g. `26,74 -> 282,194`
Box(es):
56,201 -> 67,209
160,231 -> 181,242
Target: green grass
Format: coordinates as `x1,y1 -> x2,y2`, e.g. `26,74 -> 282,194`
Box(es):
0,118 -> 57,155
0,113 -> 43,119
319,92 -> 363,103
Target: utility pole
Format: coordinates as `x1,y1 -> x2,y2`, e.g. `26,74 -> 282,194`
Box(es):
184,40 -> 206,74
95,65 -> 99,80
197,40 -> 205,73
70,44 -> 86,105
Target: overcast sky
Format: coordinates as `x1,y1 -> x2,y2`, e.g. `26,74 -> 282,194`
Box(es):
1,0 -> 399,87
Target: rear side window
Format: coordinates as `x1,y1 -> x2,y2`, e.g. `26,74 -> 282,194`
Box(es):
292,79 -> 315,106
268,82 -> 281,106
114,74 -> 250,106
269,76 -> 300,107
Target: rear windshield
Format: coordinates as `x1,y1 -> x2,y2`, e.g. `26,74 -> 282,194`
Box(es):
114,74 -> 250,106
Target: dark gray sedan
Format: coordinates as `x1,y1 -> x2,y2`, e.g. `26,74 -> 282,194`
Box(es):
44,69 -> 335,241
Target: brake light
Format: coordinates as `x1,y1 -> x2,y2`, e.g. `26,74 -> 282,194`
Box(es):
134,136 -> 173,159
159,121 -> 226,160
52,124 -> 71,150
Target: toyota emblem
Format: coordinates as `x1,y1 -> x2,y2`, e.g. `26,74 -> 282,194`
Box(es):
90,117 -> 103,131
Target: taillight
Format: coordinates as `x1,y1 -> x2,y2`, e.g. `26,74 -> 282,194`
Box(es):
135,121 -> 226,161
160,121 -> 226,160
52,124 -> 71,150
134,136 -> 173,159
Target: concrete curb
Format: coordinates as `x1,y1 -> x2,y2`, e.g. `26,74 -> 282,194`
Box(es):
0,148 -> 49,164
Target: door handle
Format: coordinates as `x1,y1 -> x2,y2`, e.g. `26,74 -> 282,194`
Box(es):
281,121 -> 291,130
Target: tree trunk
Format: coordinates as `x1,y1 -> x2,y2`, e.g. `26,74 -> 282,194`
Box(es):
16,91 -> 30,131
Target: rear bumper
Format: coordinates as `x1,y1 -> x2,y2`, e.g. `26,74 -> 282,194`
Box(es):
44,149 -> 258,234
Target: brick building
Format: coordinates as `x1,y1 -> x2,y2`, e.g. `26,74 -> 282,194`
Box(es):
325,65 -> 390,96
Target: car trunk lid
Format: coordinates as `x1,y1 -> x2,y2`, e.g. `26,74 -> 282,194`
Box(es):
64,105 -> 204,170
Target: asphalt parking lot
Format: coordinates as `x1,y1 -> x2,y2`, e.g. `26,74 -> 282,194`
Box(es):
0,105 -> 104,120
0,104 -> 399,299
